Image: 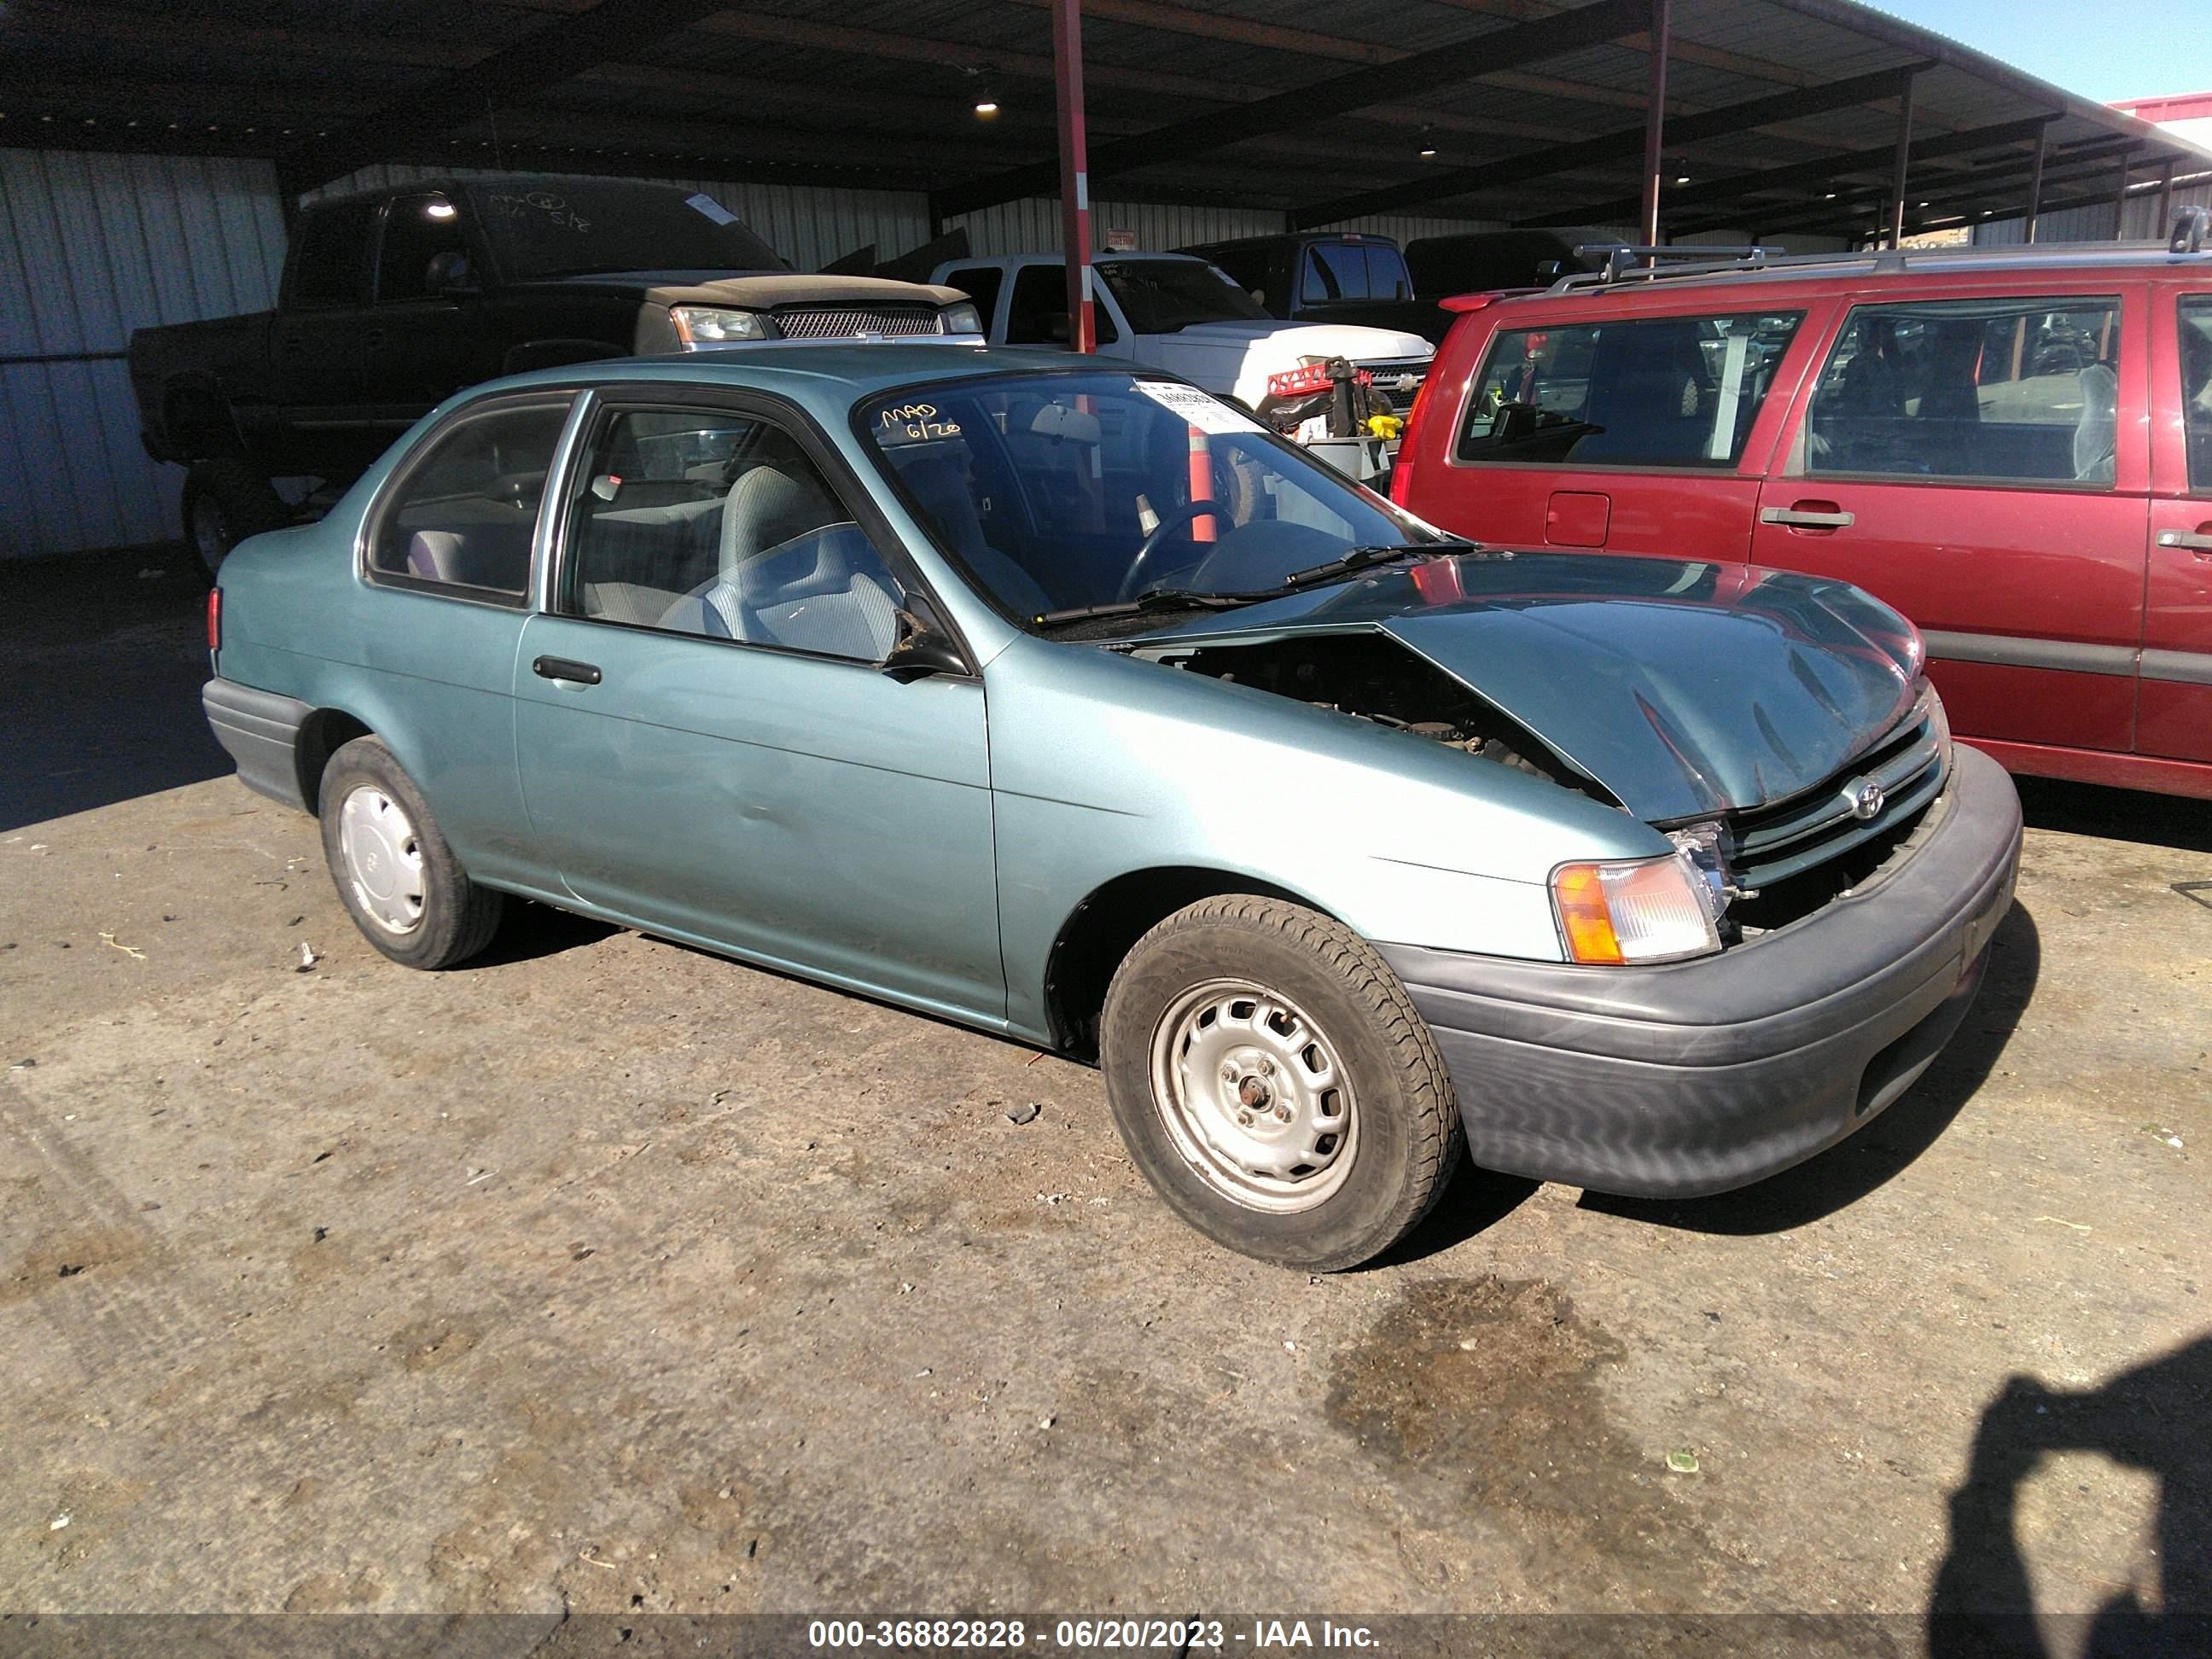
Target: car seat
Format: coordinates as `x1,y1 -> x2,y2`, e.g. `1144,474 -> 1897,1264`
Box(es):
667,462 -> 900,660
898,452 -> 1055,616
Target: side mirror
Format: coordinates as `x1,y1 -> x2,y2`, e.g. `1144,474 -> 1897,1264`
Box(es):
881,608 -> 969,683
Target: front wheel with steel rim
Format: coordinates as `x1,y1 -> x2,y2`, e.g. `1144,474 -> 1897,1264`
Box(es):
317,736 -> 504,970
1100,894 -> 1462,1271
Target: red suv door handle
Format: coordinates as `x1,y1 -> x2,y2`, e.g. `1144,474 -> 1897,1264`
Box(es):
1761,504 -> 1855,530
2156,527 -> 2212,552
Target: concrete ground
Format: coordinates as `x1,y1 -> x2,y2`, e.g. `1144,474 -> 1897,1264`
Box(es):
1,550 -> 2206,1639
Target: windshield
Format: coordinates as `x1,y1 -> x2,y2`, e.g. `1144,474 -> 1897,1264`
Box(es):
464,179 -> 789,278
1097,259 -> 1270,333
859,371 -> 1451,627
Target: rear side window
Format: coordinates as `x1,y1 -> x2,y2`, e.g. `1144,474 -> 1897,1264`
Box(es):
1457,311 -> 1803,469
942,265 -> 1004,331
377,193 -> 471,303
1807,296 -> 2122,486
1004,265 -> 1120,346
368,399 -> 573,600
288,200 -> 379,307
2179,295 -> 2212,492
1301,242 -> 1412,305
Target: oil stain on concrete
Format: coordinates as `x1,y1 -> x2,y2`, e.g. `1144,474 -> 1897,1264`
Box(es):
1326,1275 -> 1743,1609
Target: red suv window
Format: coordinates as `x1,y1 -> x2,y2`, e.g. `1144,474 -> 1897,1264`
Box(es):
1457,310 -> 1802,469
2179,294 -> 2212,491
1805,296 -> 2122,486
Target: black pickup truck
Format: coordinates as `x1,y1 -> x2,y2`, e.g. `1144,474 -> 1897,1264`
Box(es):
131,174 -> 979,574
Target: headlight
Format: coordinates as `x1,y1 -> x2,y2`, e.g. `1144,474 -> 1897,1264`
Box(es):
940,301 -> 982,335
669,306 -> 768,346
1551,852 -> 1723,965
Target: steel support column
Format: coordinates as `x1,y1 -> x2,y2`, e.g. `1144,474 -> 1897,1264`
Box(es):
1887,70 -> 1917,247
2157,156 -> 2176,237
1639,0 -> 1671,247
2111,145 -> 2135,240
2025,122 -> 2047,242
1052,0 -> 1095,353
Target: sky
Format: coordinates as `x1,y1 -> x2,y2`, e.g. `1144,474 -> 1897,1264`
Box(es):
1865,0 -> 2212,103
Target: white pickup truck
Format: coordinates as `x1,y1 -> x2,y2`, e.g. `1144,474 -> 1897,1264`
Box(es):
930,253 -> 1434,416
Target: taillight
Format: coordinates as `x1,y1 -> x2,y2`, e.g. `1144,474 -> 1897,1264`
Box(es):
207,587 -> 221,654
1389,373 -> 1435,505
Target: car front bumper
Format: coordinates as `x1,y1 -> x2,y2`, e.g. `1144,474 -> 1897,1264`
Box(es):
1377,743 -> 2023,1199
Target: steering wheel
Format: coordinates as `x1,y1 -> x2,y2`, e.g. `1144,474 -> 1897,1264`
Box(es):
1117,501 -> 1234,600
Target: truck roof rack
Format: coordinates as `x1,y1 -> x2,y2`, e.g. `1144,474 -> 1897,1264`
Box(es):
1546,211 -> 2212,294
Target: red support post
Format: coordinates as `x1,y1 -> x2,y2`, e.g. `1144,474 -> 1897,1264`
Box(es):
1639,0 -> 1670,249
1052,0 -> 1096,354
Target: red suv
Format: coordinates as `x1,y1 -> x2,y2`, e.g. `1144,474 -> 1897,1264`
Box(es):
1393,230 -> 2212,800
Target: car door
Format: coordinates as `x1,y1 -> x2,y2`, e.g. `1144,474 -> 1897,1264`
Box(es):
352,390 -> 579,890
509,392 -> 1004,1022
2142,286 -> 2212,765
1447,300 -> 1817,558
363,191 -> 502,428
1753,285 -> 2149,758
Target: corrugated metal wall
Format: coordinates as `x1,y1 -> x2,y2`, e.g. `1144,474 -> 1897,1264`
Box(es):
0,148 -> 287,558
1973,176 -> 2212,246
946,196 -> 1500,255
2,147 -> 1501,558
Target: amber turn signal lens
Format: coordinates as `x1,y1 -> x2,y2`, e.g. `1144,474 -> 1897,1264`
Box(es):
1551,862 -> 1625,964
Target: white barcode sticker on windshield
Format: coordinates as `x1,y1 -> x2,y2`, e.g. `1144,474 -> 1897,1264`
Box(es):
1133,380 -> 1265,434
684,193 -> 741,226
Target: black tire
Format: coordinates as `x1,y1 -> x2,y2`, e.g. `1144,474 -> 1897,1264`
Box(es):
182,457 -> 288,584
317,736 -> 504,970
1099,895 -> 1463,1272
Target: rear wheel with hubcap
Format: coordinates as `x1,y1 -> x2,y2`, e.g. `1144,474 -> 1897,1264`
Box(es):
1100,894 -> 1462,1271
317,736 -> 504,969
181,457 -> 287,583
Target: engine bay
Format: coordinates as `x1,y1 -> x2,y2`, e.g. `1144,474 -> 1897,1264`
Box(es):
1149,632 -> 1618,808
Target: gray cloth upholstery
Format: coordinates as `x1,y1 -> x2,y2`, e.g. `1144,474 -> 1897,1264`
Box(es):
2074,363 -> 2118,482
698,524 -> 900,661
898,454 -> 1054,616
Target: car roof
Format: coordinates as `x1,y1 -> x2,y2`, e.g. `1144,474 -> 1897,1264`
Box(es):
302,172 -> 694,210
961,252 -> 1207,266
1481,241 -> 2212,315
484,341 -> 1095,409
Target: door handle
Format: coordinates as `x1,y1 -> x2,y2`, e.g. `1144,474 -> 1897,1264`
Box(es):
1761,505 -> 1855,529
2156,528 -> 2212,552
533,655 -> 602,685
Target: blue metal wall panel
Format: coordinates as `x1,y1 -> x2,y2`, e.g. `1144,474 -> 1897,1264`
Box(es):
0,148 -> 286,557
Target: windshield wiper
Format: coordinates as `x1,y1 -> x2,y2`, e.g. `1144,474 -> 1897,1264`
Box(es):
1280,541 -> 1476,590
1031,588 -> 1254,629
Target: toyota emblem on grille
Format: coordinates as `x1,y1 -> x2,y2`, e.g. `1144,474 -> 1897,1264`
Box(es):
1849,779 -> 1886,820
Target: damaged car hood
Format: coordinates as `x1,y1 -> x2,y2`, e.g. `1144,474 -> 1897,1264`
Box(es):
1130,553 -> 1923,822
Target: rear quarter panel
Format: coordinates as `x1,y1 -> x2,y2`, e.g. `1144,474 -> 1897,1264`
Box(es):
215,518 -> 542,888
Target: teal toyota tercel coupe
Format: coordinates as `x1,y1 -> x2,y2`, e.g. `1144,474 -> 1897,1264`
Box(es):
202,344 -> 2021,1270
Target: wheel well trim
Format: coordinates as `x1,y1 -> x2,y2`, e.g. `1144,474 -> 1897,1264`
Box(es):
1039,864 -> 1340,1057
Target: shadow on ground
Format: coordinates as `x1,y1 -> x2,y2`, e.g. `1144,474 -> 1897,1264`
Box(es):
1929,1335 -> 2212,1654
2012,772 -> 2212,856
3,544 -> 226,831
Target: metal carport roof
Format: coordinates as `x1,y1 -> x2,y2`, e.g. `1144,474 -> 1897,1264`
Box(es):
3,0 -> 2207,242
